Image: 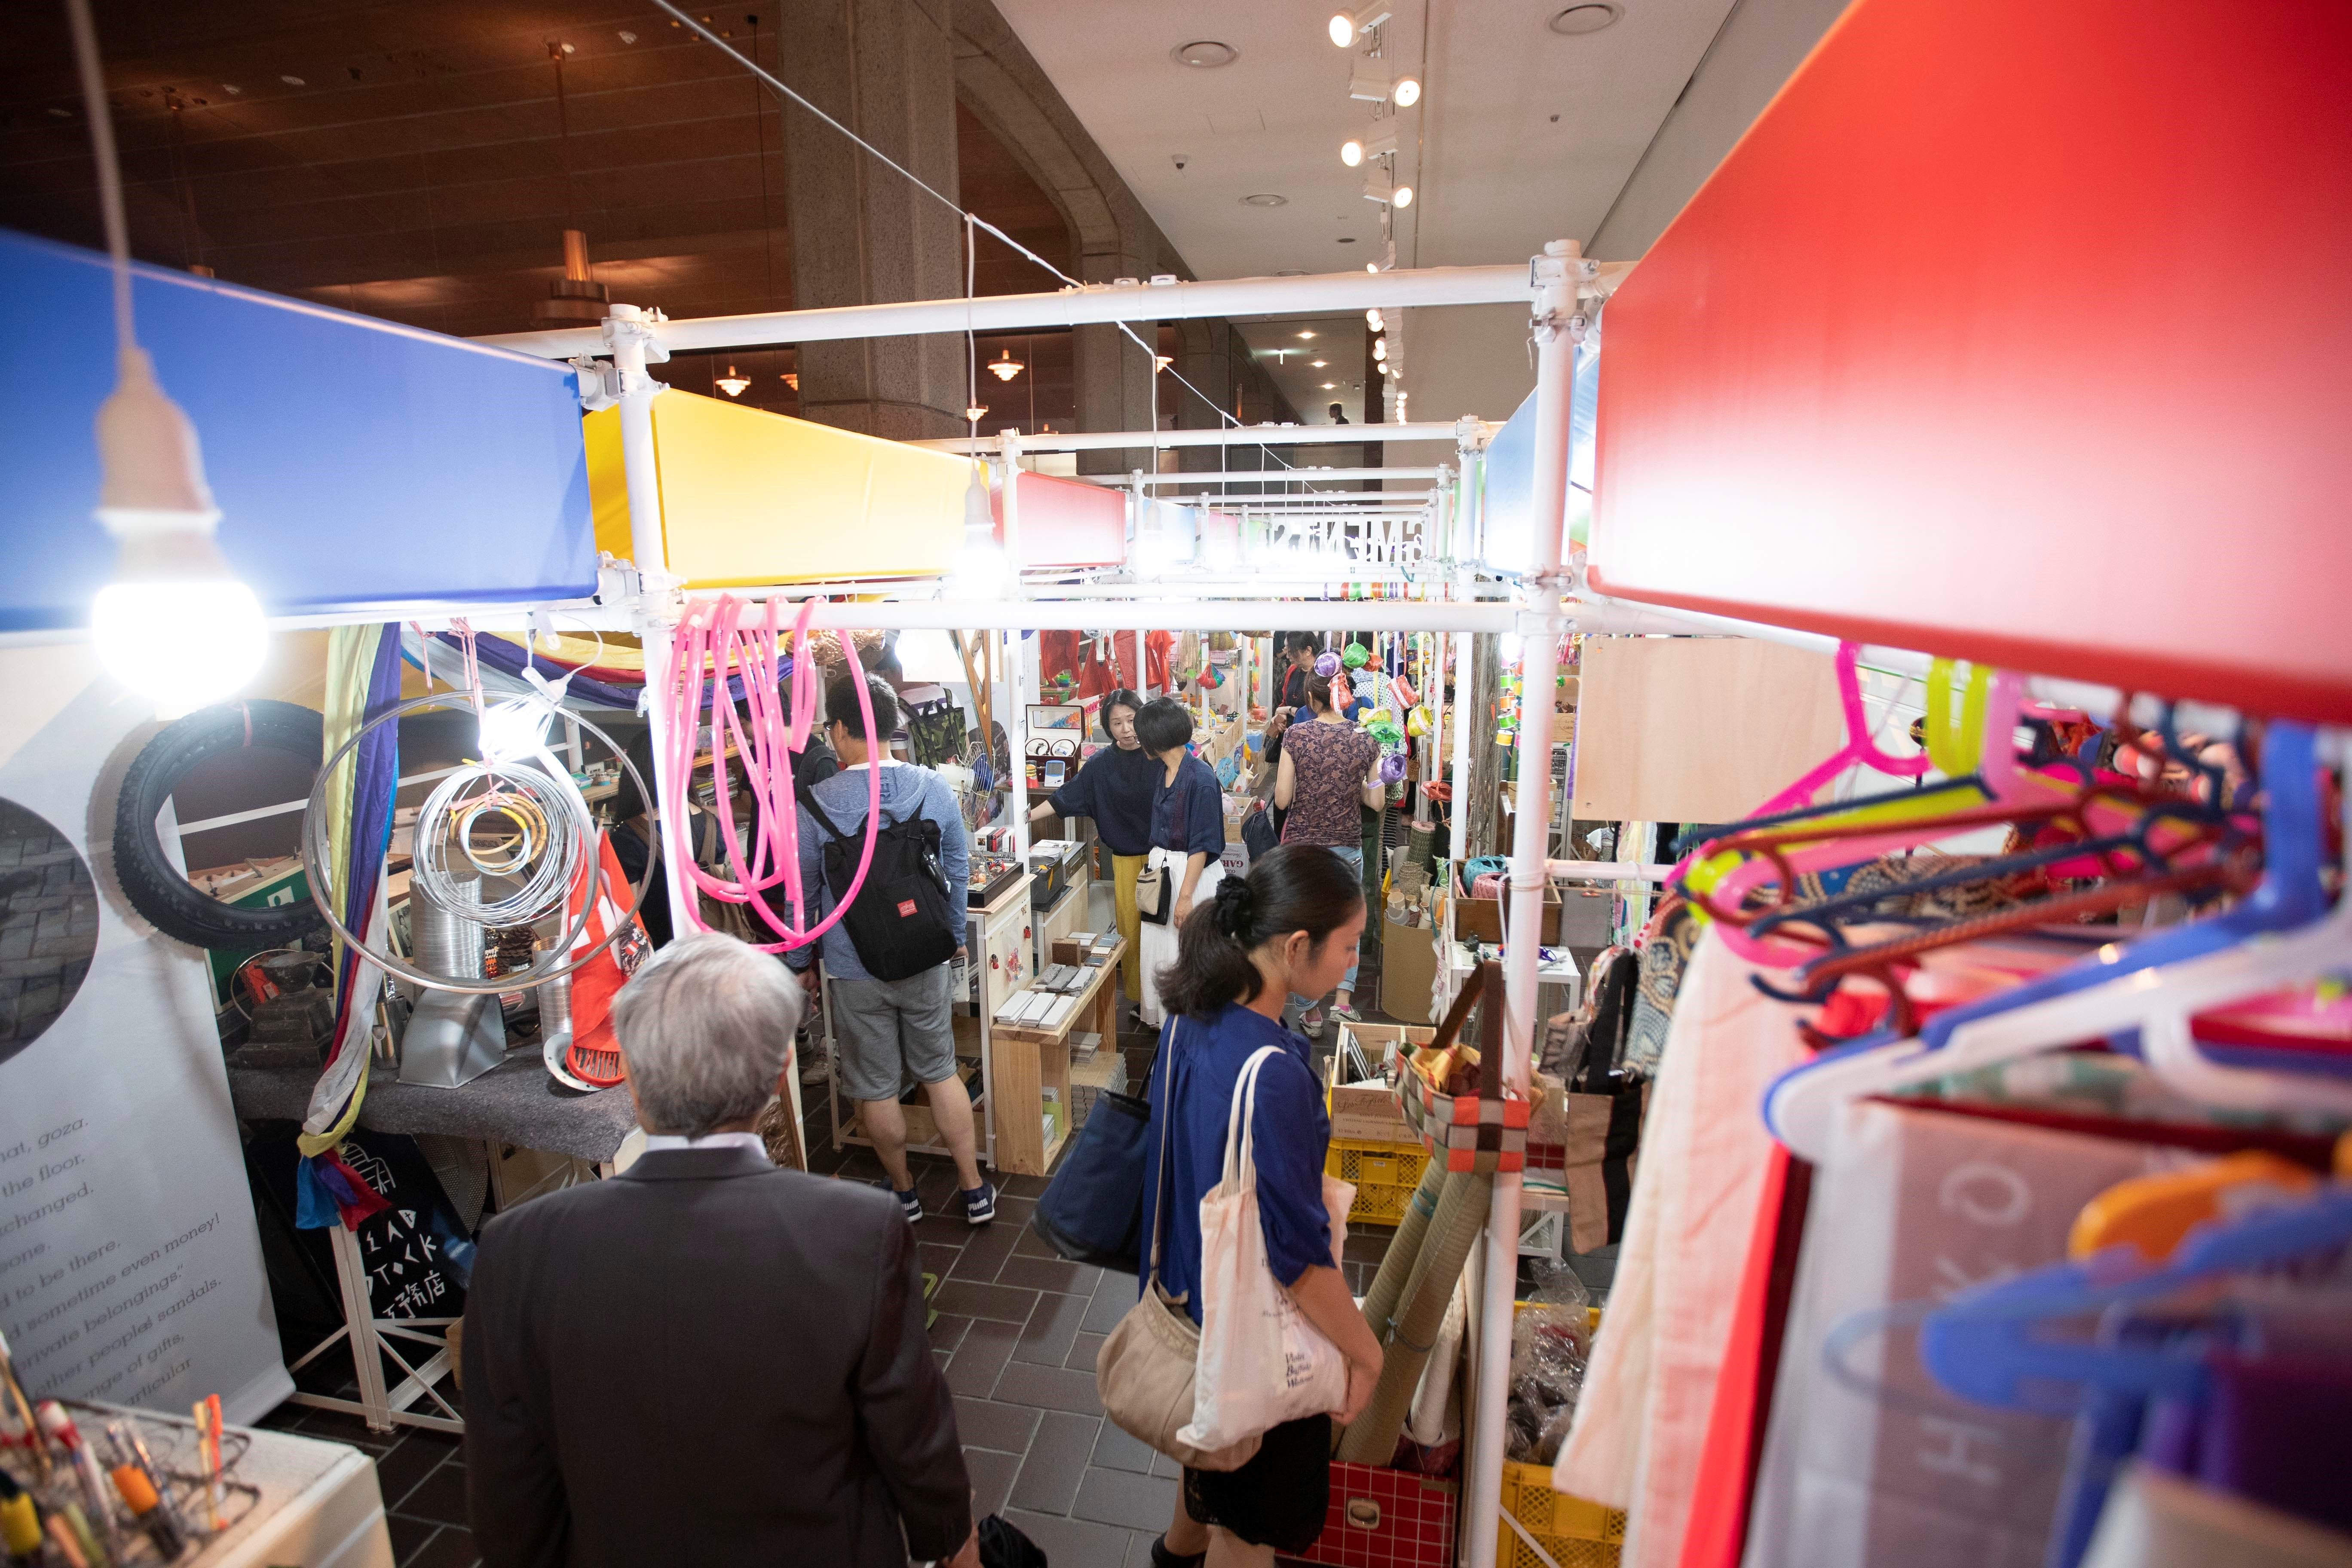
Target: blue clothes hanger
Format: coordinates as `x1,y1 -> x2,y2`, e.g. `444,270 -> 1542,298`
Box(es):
1760,723 -> 2328,1161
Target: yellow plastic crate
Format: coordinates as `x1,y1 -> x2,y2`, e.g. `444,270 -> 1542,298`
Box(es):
1327,1136 -> 1430,1226
1498,1459 -> 1626,1568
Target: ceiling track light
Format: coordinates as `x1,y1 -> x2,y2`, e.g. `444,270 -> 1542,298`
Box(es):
1327,6 -> 1394,47
1393,75 -> 1421,107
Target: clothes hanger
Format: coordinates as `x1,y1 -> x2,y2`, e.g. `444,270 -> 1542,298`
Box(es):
1918,1179 -> 2352,1568
2068,1153 -> 2319,1265
1762,723 -> 2344,1160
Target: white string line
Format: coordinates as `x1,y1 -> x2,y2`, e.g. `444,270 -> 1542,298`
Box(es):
647,0 -> 1302,472
64,0 -> 135,355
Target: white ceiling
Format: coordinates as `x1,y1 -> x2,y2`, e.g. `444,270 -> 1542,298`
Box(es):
992,0 -> 1740,426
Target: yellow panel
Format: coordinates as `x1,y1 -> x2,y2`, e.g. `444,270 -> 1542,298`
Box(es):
578,392 -> 971,586
582,404 -> 634,564
654,390 -> 969,586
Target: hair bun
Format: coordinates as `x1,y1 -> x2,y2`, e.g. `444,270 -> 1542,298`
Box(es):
1211,876 -> 1256,942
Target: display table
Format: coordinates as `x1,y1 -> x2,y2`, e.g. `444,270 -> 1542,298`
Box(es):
37,1402 -> 394,1568
988,935 -> 1126,1176
229,1053 -> 634,1435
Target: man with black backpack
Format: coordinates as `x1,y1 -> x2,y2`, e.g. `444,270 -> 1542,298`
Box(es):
786,672 -> 995,1226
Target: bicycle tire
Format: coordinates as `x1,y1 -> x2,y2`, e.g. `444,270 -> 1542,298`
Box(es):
114,699 -> 331,952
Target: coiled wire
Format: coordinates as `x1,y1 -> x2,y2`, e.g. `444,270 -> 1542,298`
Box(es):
410,759 -> 590,930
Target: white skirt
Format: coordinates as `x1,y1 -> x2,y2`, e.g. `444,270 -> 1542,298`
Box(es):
1136,845 -> 1225,1029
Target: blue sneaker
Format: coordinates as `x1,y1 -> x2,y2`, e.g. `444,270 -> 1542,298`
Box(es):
962,1182 -> 997,1226
889,1185 -> 922,1224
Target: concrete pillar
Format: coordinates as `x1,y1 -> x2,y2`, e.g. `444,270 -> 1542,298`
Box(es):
1173,318 -> 1235,490
781,0 -> 966,439
1072,258 -> 1158,476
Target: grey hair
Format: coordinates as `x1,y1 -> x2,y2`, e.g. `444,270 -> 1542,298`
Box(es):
609,931 -> 802,1138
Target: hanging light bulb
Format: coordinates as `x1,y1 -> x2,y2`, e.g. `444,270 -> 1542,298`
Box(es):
964,402 -> 989,424
1366,307 -> 1384,332
987,346 -> 1025,383
1153,354 -> 1174,372
951,461 -> 1010,592
90,349 -> 267,719
1393,75 -> 1421,107
714,364 -> 750,396
1340,138 -> 1364,168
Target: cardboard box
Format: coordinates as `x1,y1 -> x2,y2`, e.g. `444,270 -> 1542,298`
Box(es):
1453,884 -> 1563,945
1324,1022 -> 1433,1143
1379,916 -> 1441,1025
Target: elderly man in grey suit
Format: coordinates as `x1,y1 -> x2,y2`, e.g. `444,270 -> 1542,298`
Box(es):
462,932 -> 977,1568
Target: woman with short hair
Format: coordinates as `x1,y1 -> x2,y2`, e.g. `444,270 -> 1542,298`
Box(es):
1029,689 -> 1154,1002
1134,698 -> 1229,1028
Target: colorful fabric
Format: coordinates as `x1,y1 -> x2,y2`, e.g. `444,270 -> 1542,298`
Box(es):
297,625 -> 404,1222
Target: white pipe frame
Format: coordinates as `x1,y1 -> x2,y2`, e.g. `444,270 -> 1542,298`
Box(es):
1464,241 -> 1592,1568
478,262 -> 1548,360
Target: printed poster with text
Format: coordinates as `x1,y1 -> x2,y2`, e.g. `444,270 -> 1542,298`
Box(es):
0,648 -> 291,1421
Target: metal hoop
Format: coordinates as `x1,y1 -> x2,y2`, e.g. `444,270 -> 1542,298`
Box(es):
300,692 -> 653,995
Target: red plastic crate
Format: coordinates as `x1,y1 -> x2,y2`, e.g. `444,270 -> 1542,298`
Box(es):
1291,1461 -> 1459,1568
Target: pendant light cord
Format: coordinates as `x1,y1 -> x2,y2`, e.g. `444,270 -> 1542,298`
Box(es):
64,0 -> 135,357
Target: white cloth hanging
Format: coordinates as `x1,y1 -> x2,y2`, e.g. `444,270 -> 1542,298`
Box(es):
1136,845 -> 1224,1029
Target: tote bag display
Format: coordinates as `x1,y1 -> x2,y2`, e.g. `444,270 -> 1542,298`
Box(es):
1176,1044 -> 1359,1453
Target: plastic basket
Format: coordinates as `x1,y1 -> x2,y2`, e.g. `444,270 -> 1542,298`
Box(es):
1498,1459 -> 1625,1568
1326,1136 -> 1431,1225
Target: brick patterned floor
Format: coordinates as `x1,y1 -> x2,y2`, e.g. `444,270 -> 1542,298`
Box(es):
259,1004 -> 1397,1568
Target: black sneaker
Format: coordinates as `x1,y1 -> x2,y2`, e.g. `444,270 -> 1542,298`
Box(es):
889,1185 -> 922,1224
961,1182 -> 997,1226
1149,1537 -> 1206,1568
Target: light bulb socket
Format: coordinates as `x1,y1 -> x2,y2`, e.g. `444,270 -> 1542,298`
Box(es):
95,349 -> 217,518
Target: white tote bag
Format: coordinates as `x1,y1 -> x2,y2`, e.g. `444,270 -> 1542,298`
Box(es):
1176,1044 -> 1358,1452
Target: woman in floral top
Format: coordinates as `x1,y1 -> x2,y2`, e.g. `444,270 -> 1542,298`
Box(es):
1270,674 -> 1382,1035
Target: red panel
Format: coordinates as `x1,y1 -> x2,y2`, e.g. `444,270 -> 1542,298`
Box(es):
998,470 -> 1126,567
1293,1460 -> 1458,1567
1586,0 -> 2352,721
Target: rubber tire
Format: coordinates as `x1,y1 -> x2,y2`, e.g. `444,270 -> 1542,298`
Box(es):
113,699 -> 330,953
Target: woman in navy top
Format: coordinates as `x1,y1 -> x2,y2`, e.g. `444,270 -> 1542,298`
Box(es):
1135,698 -> 1234,1028
1140,845 -> 1383,1566
1029,689 -> 1155,1001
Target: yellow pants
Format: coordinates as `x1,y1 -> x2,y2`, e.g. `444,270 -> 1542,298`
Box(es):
1111,852 -> 1147,1001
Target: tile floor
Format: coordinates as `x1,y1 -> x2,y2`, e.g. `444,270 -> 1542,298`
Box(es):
258,1006 -> 1394,1568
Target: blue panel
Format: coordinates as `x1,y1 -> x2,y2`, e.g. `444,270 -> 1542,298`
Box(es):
0,228 -> 594,634
1478,335 -> 1598,573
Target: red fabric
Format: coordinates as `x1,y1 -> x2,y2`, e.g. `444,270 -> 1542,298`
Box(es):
564,832 -> 651,1073
1675,1148 -> 1810,1568
1145,630 -> 1175,692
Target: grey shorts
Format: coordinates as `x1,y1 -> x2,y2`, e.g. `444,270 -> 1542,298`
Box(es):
830,965 -> 958,1103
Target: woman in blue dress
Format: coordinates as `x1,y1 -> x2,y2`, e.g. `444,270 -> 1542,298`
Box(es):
1141,844 -> 1386,1568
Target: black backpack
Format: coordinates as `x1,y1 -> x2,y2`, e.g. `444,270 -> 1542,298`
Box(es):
794,778 -> 960,982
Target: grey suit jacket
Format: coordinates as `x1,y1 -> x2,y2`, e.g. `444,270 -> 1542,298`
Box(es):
462,1144 -> 969,1567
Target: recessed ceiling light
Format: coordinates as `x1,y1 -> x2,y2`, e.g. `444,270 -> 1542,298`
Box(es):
1549,3 -> 1622,35
618,29 -> 638,43
1171,40 -> 1239,67
1321,382 -> 1337,390
1310,359 -> 1327,368
1241,193 -> 1287,207
1297,331 -> 1315,340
